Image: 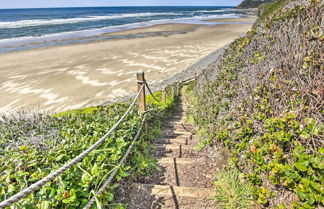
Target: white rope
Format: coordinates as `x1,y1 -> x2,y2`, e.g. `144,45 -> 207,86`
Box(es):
83,114 -> 146,209
0,84 -> 145,209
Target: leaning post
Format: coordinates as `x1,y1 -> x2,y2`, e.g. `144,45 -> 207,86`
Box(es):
137,71 -> 146,112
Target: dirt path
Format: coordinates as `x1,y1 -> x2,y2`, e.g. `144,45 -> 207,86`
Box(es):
124,88 -> 226,208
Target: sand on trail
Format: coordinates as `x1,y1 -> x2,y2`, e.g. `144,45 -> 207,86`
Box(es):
0,19 -> 254,113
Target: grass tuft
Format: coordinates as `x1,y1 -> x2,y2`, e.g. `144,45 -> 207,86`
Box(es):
214,167 -> 254,209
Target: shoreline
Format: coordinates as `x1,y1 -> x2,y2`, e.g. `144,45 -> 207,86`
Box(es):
0,18 -> 255,114
0,16 -> 250,54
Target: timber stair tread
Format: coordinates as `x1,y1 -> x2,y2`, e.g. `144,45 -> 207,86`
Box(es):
154,137 -> 191,145
133,184 -> 214,198
160,130 -> 192,136
153,144 -> 197,158
158,157 -> 195,164
155,144 -> 192,149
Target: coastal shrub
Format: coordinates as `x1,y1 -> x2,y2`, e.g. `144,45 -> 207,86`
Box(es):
187,0 -> 323,208
0,88 -> 178,208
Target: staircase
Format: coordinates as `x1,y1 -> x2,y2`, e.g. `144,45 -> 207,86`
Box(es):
127,92 -> 216,208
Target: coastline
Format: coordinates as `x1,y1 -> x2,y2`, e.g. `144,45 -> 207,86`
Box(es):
0,18 -> 255,113
202,16 -> 257,22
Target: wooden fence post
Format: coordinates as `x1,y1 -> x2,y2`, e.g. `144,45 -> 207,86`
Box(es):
137,71 -> 146,112
177,82 -> 180,97
171,86 -> 175,98
162,88 -> 166,103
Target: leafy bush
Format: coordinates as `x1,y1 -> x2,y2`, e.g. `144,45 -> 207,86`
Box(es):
0,87 -> 178,208
188,0 -> 323,208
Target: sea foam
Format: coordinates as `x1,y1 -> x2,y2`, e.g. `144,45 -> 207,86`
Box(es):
0,12 -> 182,29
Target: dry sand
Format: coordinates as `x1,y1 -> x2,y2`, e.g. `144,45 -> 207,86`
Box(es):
0,18 -> 255,113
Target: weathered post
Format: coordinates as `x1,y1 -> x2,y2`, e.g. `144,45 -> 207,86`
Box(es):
162,88 -> 166,103
171,86 -> 175,98
177,82 -> 180,97
137,71 -> 146,112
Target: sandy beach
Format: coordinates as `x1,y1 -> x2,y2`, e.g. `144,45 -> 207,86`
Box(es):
0,18 -> 255,113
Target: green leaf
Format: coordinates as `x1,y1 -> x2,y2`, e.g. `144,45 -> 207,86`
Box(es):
40,201 -> 50,209
276,203 -> 287,209
310,181 -> 321,192
7,184 -> 16,193
91,164 -> 100,176
300,130 -> 311,139
81,173 -> 92,185
295,161 -> 308,172
306,193 -> 315,205
319,147 -> 324,154
119,170 -> 129,177
304,118 -> 315,132
55,154 -> 65,162
311,156 -> 324,169
295,190 -> 307,200
107,192 -> 114,201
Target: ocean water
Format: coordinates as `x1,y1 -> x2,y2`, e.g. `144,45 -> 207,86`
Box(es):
0,7 -> 243,53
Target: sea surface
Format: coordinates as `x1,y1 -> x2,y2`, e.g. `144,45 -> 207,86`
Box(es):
0,7 -> 244,53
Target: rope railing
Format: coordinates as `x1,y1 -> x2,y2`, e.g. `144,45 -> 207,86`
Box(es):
0,71 -> 185,208
144,80 -> 161,103
0,84 -> 145,209
84,114 -> 147,209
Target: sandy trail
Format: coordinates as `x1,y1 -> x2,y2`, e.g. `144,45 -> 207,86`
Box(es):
0,19 -> 254,113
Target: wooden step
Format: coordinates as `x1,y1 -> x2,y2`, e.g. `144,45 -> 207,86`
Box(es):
155,144 -> 192,150
133,184 -> 214,198
162,123 -> 194,132
155,137 -> 188,145
164,121 -> 190,125
153,144 -> 196,158
160,130 -> 191,136
158,157 -> 195,164
167,120 -> 187,124
169,115 -> 186,119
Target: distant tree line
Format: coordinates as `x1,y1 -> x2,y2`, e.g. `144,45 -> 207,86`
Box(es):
237,0 -> 276,8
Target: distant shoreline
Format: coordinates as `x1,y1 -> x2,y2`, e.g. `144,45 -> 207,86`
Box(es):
0,17 -> 254,54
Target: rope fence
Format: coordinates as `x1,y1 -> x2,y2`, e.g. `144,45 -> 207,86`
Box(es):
0,84 -> 144,208
84,114 -> 147,209
0,71 -> 197,208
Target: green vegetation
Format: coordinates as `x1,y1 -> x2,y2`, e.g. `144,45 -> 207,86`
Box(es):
0,87 -> 178,208
258,0 -> 289,20
237,0 -> 275,8
213,166 -> 254,209
187,0 -> 323,208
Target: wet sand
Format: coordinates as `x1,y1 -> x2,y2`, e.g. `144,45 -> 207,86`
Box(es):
0,18 -> 255,113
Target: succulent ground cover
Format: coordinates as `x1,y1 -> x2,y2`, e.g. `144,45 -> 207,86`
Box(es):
187,0 -> 323,208
0,88 -> 177,208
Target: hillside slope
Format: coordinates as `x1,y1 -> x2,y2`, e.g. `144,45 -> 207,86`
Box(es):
188,0 -> 323,208
237,0 -> 275,8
